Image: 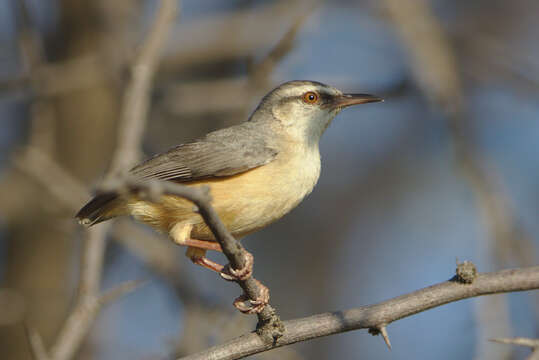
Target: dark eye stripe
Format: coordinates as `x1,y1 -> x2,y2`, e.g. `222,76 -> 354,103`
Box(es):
276,92 -> 334,107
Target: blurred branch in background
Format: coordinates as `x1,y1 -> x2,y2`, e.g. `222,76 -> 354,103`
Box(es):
247,4 -> 316,99
381,0 -> 539,358
107,0 -> 178,176
157,0 -> 317,126
159,0 -> 311,73
490,337 -> 539,360
9,1 -> 177,359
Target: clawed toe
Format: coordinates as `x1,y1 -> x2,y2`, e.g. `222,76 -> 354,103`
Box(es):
220,251 -> 254,281
232,279 -> 270,314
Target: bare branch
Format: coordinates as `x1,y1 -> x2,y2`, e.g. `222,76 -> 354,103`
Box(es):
78,224 -> 110,297
248,6 -> 315,90
48,278 -> 143,360
490,337 -> 539,348
42,2 -> 178,359
24,323 -> 50,360
13,147 -> 89,210
49,295 -> 99,360
490,338 -> 539,360
99,279 -> 148,305
108,0 -> 178,176
160,0 -> 312,72
179,266 -> 539,360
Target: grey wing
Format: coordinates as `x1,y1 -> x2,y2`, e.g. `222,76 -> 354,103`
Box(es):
130,124 -> 278,182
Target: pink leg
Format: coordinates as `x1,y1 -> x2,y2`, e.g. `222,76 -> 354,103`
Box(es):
170,223 -> 266,313
181,238 -> 222,252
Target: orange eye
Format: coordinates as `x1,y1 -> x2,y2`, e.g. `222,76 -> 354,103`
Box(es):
302,91 -> 319,104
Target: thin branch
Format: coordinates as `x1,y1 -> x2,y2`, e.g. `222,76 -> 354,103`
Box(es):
490,337 -> 539,348
42,2 -> 178,359
490,338 -> 539,360
78,224 -> 110,297
179,266 -> 539,360
24,323 -> 50,360
248,5 -> 315,89
108,0 -> 178,176
99,279 -> 148,305
49,295 -> 99,360
13,147 -> 89,210
48,224 -> 111,360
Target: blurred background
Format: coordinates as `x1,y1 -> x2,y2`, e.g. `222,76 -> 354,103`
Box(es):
0,0 -> 538,359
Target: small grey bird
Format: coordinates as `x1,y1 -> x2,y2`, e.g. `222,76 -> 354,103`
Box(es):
77,80 -> 382,310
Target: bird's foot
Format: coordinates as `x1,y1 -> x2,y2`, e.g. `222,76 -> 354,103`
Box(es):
233,279 -> 270,314
220,250 -> 254,281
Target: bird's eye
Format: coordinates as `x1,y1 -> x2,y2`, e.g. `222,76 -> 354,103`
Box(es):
302,91 -> 319,104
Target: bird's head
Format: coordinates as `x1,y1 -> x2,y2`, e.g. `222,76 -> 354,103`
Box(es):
250,80 -> 382,146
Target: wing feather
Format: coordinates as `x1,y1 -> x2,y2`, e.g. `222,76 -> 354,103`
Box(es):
130,122 -> 278,182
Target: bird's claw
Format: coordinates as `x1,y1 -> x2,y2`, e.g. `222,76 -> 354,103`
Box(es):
233,280 -> 270,314
220,251 -> 254,281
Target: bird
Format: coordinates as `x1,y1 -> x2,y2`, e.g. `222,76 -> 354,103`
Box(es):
76,80 -> 382,311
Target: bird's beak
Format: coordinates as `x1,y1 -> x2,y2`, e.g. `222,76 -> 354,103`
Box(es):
333,93 -> 383,108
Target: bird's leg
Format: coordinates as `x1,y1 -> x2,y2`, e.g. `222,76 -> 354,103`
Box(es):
188,246 -> 268,314
170,221 -> 253,281
185,246 -> 268,313
179,237 -> 223,252
185,246 -> 224,273
170,221 -> 268,313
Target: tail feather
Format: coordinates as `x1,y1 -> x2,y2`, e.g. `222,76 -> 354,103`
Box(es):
76,192 -> 123,226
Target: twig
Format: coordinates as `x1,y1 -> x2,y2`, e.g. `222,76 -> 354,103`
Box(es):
13,147 -> 89,209
248,6 -> 314,89
49,224 -> 109,360
160,0 -> 311,72
99,279 -> 148,305
24,323 -> 50,360
48,227 -> 147,360
490,337 -> 539,348
179,266 -> 539,360
108,0 -> 178,176
490,338 -> 539,360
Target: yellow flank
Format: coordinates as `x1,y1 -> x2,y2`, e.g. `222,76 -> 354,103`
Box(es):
127,145 -> 321,241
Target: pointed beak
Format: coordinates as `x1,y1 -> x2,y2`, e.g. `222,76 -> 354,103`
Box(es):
333,93 -> 383,108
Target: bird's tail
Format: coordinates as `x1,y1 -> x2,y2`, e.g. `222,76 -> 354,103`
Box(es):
75,192 -> 126,226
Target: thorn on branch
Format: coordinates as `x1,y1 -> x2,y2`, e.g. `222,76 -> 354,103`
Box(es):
455,260 -> 477,284
369,325 -> 392,350
490,337 -> 539,360
490,337 -> 539,348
